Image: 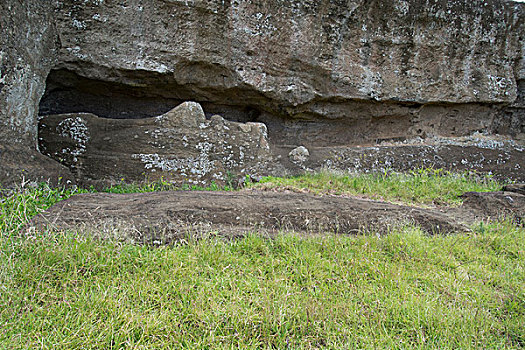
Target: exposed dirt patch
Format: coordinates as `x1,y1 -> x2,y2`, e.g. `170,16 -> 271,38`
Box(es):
458,191 -> 525,224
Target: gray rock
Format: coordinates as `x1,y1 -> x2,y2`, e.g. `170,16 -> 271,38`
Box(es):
301,143 -> 525,182
40,0 -> 525,148
0,0 -> 56,147
289,146 -> 310,163
0,0 -> 71,187
50,0 -> 523,105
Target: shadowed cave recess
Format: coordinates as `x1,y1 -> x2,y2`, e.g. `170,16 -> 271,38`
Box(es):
38,69 -> 525,148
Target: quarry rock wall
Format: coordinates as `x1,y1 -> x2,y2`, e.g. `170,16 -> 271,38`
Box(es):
1,0 -> 524,186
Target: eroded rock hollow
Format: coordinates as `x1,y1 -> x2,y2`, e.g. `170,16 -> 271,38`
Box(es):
1,0 -> 524,186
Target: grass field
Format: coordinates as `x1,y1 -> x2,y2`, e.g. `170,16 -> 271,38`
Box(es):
1,170 -> 523,349
249,168 -> 502,206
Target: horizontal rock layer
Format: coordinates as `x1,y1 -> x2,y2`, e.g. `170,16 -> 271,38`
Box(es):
27,189 -> 525,243
28,190 -> 470,243
44,0 -> 524,139
280,141 -> 525,182
53,0 -> 523,105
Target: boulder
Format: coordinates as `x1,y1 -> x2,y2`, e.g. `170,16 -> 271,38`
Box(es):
0,145 -> 75,189
288,146 -> 310,164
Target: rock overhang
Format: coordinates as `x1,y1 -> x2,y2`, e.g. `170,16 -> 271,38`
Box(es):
51,0 -> 523,104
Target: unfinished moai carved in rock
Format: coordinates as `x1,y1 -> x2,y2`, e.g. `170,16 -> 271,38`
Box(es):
39,102 -> 273,187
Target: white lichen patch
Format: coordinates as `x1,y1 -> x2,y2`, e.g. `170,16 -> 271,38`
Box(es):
251,12 -> 277,36
66,46 -> 88,60
56,117 -> 90,159
358,68 -> 383,100
72,19 -> 87,29
133,141 -> 215,178
487,75 -> 509,90
132,153 -> 215,178
394,0 -> 410,15
380,132 -> 524,152
84,0 -> 104,5
487,75 -> 513,98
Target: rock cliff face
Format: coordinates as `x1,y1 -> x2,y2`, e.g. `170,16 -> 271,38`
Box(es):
0,0 -> 55,145
1,0 -> 524,186
0,0 -> 74,186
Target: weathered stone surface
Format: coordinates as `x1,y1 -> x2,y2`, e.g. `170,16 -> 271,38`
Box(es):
28,190 -> 469,243
0,145 -> 75,188
51,0 -> 523,105
34,0 -> 523,146
38,102 -> 273,187
0,0 -> 56,146
272,135 -> 525,181
0,0 -> 75,187
503,183 -> 525,195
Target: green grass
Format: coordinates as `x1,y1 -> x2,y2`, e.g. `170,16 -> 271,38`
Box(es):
1,223 -> 523,349
249,168 -> 502,206
0,184 -> 89,234
0,170 -> 522,349
105,178 -> 235,194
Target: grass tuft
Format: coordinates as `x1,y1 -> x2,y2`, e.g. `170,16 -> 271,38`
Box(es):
0,183 -> 89,234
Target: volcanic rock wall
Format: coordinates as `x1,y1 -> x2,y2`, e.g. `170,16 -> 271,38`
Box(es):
50,0 -> 523,101
1,0 -> 524,186
0,0 -> 74,186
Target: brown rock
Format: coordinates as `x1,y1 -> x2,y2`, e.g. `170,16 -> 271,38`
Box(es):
503,184 -> 525,196
272,140 -> 525,182
460,191 -> 525,224
0,145 -> 75,189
